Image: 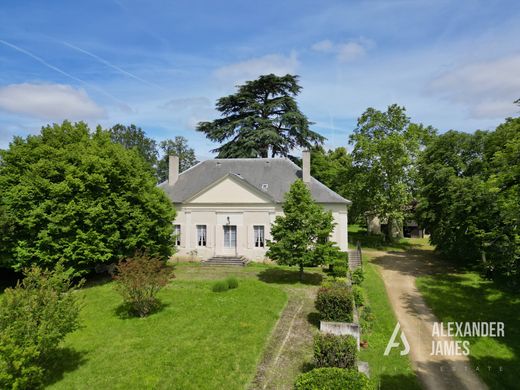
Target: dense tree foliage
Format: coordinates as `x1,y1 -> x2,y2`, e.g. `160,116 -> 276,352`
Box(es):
108,125 -> 198,182
108,124 -> 158,168
417,117 -> 520,286
0,264 -> 82,389
310,146 -> 363,222
0,121 -> 176,275
197,74 -> 324,158
348,104 -> 435,238
266,180 -> 341,280
156,136 -> 198,182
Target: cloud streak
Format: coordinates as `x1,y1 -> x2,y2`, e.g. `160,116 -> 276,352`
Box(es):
62,41 -> 168,91
311,38 -> 374,62
429,54 -> 520,118
0,39 -> 130,110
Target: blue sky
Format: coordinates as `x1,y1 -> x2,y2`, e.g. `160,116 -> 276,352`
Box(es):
1,0 -> 519,158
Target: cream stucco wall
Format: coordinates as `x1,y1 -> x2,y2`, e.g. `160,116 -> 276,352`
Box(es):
171,179 -> 348,261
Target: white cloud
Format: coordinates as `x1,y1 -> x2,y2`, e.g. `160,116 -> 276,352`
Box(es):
0,83 -> 106,120
337,42 -> 366,62
311,38 -> 374,62
311,40 -> 334,52
429,55 -> 520,118
214,52 -> 299,86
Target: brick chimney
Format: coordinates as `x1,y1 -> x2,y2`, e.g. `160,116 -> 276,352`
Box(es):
169,155 -> 179,186
302,150 -> 311,183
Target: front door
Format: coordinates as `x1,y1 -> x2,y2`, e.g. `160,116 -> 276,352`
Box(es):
223,225 -> 237,255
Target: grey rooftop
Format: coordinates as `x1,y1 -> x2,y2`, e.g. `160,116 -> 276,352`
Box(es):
158,158 -> 351,205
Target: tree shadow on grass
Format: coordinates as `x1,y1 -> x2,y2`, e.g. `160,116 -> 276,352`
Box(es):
257,268 -> 323,286
307,312 -> 321,328
114,301 -> 169,319
43,347 -> 87,386
377,373 -> 421,390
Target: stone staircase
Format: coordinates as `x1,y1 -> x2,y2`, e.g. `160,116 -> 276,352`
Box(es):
202,256 -> 248,266
348,244 -> 362,270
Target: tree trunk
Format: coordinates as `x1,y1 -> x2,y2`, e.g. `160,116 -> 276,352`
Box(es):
299,264 -> 304,282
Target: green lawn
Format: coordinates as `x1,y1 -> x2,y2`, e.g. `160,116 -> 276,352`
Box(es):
45,272 -> 287,389
359,256 -> 421,390
417,272 -> 520,389
348,224 -> 429,252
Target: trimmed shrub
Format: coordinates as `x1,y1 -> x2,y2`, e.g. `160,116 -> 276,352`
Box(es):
332,265 -> 348,278
114,252 -> 173,317
295,367 -> 371,390
352,285 -> 365,307
0,265 -> 82,389
351,268 -> 365,285
313,333 -> 357,369
212,280 -> 229,292
226,277 -> 239,289
315,284 -> 354,322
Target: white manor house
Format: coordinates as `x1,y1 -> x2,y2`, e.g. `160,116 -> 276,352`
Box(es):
159,151 -> 350,261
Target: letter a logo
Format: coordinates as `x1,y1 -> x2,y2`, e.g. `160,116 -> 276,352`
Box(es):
384,322 -> 410,356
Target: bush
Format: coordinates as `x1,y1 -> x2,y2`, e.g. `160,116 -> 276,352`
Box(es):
315,284 -> 354,322
212,277 -> 239,292
351,268 -> 365,285
313,333 -> 358,369
0,265 -> 82,389
114,252 -> 173,317
212,280 -> 229,292
352,285 -> 364,307
226,277 -> 239,289
295,367 -> 371,390
332,265 -> 348,278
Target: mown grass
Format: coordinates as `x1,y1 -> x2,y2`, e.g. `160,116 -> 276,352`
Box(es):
358,255 -> 421,390
417,271 -> 520,389
46,276 -> 287,390
349,224 -> 429,252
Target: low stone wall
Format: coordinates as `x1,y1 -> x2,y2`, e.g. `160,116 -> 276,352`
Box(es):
319,320 -> 361,350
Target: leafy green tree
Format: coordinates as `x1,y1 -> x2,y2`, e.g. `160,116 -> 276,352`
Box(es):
197,74 -> 324,158
349,104 -> 435,238
0,121 -> 175,275
417,118 -> 520,286
108,124 -> 158,168
266,180 -> 341,281
310,146 -> 366,222
156,136 -> 198,182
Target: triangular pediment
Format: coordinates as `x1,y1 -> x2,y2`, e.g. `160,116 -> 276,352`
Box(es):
186,174 -> 273,204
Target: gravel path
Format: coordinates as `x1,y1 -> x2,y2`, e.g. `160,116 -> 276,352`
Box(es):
370,249 -> 487,390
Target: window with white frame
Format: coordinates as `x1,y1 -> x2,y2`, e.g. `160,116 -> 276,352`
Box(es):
254,225 -> 265,247
174,225 -> 181,246
197,225 -> 207,247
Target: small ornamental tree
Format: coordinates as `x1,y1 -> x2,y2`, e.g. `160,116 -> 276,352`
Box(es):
266,180 -> 341,281
114,252 -> 174,317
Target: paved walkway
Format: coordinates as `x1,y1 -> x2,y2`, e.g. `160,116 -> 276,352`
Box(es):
370,249 -> 487,390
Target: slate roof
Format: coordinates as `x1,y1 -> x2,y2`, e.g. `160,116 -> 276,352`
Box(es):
158,158 -> 351,205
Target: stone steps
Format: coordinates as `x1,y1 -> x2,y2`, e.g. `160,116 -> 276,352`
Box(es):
348,249 -> 362,270
202,256 -> 248,266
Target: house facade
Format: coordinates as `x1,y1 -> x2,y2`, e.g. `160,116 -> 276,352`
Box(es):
158,151 -> 350,261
